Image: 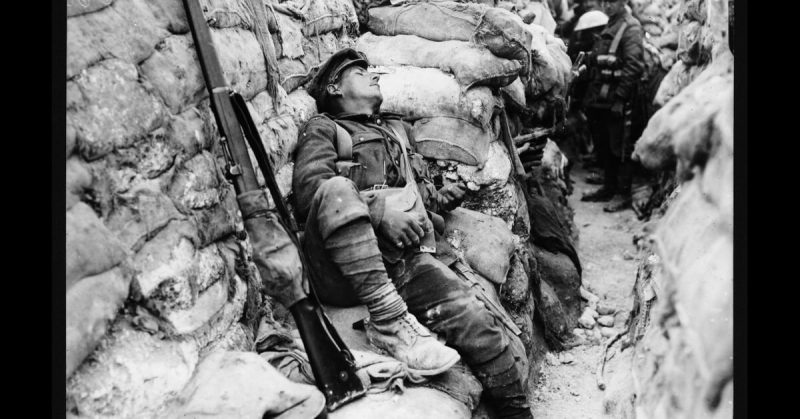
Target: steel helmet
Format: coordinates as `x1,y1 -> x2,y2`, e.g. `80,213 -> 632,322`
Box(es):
574,10 -> 609,32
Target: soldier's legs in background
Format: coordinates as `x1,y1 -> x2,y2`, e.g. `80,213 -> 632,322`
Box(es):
605,110 -> 627,193
603,116 -> 635,212
390,253 -> 532,418
583,108 -> 618,202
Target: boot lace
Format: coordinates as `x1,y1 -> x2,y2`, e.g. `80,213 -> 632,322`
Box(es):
400,314 -> 430,337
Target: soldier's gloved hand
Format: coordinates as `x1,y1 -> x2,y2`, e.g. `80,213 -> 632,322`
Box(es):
611,100 -> 625,117
380,208 -> 426,248
436,182 -> 467,212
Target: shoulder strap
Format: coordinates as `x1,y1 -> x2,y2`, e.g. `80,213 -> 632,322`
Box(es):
332,118 -> 408,161
609,21 -> 628,55
334,122 -> 353,161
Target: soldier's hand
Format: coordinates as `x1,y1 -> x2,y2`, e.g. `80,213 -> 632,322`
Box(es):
436,182 -> 467,212
380,208 -> 426,248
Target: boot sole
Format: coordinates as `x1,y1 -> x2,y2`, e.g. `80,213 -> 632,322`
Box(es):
369,343 -> 461,377
405,352 -> 461,377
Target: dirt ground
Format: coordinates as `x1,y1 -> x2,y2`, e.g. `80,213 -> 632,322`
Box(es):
530,162 -> 645,419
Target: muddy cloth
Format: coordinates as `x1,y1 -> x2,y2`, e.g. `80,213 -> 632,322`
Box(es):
582,8 -> 644,109
525,188 -> 582,276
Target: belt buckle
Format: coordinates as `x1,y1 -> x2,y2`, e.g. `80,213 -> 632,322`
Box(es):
419,245 -> 436,253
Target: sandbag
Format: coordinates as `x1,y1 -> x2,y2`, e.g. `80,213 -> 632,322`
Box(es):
526,23 -> 571,99
443,207 -> 516,285
368,1 -> 532,76
301,0 -> 358,36
166,351 -> 326,418
518,0 -> 557,34
455,141 -> 511,188
66,203 -> 128,290
534,247 -> 581,326
653,59 -> 709,108
277,32 -> 355,92
356,33 -> 520,88
501,78 -> 527,111
677,20 -> 714,66
412,116 -> 494,167
377,66 -> 498,127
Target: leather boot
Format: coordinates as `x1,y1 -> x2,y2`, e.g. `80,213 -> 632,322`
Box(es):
473,346 -> 533,419
365,312 -> 461,376
581,186 -> 617,202
604,161 -> 633,212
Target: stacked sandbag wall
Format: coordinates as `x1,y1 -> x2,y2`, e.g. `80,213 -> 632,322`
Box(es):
356,0 -> 581,380
602,0 -> 732,417
65,0 -> 357,417
629,0 -> 720,219
643,0 -> 716,107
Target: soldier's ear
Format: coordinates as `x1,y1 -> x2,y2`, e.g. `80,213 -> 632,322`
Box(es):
326,83 -> 342,97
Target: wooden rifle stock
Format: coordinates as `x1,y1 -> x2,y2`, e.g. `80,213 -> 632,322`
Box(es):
181,0 -> 366,411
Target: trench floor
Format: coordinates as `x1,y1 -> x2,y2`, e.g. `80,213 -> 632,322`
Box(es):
529,162 -> 645,418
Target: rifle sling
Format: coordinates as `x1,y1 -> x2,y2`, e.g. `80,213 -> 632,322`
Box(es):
229,92 -> 294,227
229,92 -> 354,359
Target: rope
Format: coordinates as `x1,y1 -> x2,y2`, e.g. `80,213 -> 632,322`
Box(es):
206,7 -> 253,29
264,1 -> 284,52
243,0 -> 281,103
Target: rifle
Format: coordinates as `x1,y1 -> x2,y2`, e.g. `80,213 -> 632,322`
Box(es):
181,0 -> 366,411
566,51 -> 587,112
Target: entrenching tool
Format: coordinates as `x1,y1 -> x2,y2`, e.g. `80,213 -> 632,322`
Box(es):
182,0 -> 366,411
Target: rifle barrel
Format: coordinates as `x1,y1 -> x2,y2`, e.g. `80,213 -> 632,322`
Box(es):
182,0 -> 260,194
514,128 -> 553,146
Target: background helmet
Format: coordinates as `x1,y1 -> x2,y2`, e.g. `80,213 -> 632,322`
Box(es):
574,10 -> 609,31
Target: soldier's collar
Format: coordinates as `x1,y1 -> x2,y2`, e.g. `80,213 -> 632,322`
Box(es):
601,10 -> 629,36
331,111 -> 404,125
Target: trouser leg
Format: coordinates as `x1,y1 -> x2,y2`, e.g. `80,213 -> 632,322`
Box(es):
390,253 -> 532,418
588,109 -> 616,190
607,110 -> 628,193
618,160 -> 633,196
302,177 -> 406,322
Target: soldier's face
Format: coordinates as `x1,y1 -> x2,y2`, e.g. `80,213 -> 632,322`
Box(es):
334,66 -> 383,106
600,0 -> 624,16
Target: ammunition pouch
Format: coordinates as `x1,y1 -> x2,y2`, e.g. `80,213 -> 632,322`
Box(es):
595,54 -> 618,68
595,54 -> 623,82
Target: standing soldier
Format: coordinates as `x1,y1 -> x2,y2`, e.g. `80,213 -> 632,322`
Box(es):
292,48 -> 534,418
580,0 -> 644,211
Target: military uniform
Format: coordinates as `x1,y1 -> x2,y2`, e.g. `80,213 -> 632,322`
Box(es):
582,7 -> 644,201
292,109 -> 532,417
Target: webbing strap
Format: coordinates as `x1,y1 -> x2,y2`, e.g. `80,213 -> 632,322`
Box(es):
335,123 -> 353,161
609,22 -> 628,55
333,120 -> 407,161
